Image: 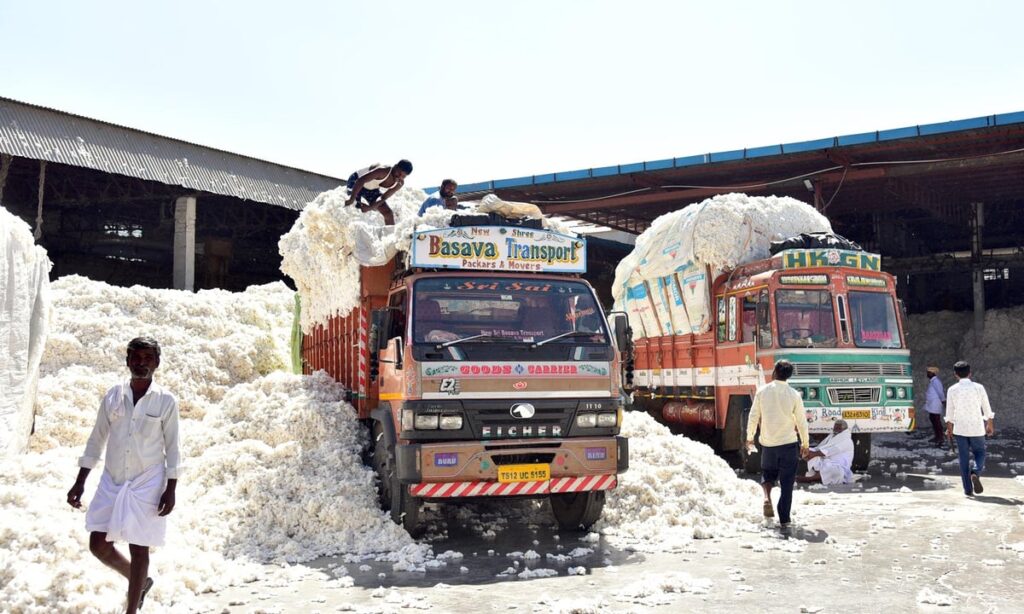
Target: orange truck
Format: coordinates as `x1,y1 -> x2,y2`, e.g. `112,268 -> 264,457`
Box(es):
299,219 -> 630,535
623,242 -> 912,471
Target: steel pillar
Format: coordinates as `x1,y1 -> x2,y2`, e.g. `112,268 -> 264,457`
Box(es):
174,196 -> 197,291
971,202 -> 985,336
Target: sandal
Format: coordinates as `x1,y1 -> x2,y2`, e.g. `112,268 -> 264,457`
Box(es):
139,577 -> 154,610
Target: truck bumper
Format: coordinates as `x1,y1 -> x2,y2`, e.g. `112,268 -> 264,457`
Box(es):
395,436 -> 628,498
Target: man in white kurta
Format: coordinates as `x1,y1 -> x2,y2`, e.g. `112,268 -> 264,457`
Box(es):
67,337 -> 180,613
800,420 -> 854,485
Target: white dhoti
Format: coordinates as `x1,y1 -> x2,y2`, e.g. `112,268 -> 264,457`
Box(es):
807,455 -> 853,485
805,429 -> 855,486
85,463 -> 167,547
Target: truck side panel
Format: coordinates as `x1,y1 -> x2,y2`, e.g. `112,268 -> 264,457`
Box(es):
301,261 -> 396,418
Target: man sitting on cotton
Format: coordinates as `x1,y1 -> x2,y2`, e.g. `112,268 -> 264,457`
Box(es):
798,419 -> 854,485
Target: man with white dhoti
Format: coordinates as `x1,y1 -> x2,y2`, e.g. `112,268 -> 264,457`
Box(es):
67,337 -> 180,613
799,420 -> 854,485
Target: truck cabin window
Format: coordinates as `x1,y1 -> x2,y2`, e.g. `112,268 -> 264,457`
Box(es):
412,278 -> 608,345
848,291 -> 902,348
775,289 -> 838,348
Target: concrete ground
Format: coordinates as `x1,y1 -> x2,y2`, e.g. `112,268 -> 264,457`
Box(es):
197,432 -> 1024,613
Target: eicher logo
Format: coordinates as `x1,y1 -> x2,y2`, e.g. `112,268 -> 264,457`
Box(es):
510,403 -> 536,419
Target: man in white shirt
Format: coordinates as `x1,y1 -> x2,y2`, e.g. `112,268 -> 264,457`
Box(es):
944,360 -> 994,497
67,337 -> 181,613
798,419 -> 854,485
923,366 -> 947,446
745,360 -> 810,528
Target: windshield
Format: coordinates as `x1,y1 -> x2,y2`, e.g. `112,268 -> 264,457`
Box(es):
775,289 -> 837,348
848,291 -> 902,348
413,278 -> 608,345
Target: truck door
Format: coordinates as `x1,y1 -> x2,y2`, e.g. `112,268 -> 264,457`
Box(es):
737,293 -> 761,387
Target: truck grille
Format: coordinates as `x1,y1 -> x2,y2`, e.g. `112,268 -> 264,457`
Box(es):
463,399 -> 575,439
827,387 -> 881,404
794,363 -> 909,376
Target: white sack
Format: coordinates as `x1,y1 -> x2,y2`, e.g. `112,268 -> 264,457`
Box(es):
0,205 -> 52,456
613,193 -> 831,337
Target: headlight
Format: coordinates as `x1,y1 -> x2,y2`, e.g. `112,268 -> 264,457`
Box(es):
402,410 -> 415,431
808,388 -> 818,400
885,387 -> 894,398
896,387 -> 906,399
439,415 -> 463,430
576,413 -> 597,428
414,414 -> 439,430
597,412 -> 617,427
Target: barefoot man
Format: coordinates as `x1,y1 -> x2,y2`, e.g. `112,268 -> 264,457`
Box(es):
67,337 -> 181,612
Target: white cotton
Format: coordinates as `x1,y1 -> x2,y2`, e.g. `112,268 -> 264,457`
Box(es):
907,306 -> 1024,430
611,193 -> 831,334
279,187 -> 577,333
597,412 -> 763,549
0,278 -> 430,613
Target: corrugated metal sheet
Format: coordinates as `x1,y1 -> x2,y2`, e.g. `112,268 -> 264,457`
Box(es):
0,97 -> 342,210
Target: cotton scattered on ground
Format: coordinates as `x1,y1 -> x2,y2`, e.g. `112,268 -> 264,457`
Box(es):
597,411 -> 763,548
907,306 -> 1024,429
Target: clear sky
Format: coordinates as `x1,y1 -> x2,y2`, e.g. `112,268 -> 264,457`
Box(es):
2,0 -> 1022,190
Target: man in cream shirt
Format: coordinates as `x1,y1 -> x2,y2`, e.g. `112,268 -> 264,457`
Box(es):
67,337 -> 181,613
944,360 -> 995,497
746,360 -> 810,528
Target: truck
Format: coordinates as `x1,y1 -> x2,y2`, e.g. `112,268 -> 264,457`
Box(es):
299,218 -> 630,535
623,240 -> 912,471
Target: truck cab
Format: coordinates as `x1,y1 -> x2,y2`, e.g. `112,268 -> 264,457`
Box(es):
302,221 -> 630,535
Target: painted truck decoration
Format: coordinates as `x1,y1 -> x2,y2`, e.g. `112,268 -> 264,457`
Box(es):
300,223 -> 629,535
622,245 -> 911,470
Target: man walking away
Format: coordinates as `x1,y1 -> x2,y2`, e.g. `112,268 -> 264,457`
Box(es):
746,359 -> 810,528
67,337 -> 181,612
924,366 -> 946,446
945,360 -> 994,497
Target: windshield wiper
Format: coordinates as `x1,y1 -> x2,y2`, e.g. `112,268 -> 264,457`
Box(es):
531,331 -> 602,348
436,334 -> 519,349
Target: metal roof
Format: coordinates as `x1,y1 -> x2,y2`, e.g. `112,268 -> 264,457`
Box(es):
0,97 -> 343,210
457,111 -> 1024,195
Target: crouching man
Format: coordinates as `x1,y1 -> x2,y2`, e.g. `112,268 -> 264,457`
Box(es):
798,420 -> 854,485
66,337 -> 181,612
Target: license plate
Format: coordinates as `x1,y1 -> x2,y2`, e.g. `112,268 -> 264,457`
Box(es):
842,409 -> 872,420
497,463 -> 550,483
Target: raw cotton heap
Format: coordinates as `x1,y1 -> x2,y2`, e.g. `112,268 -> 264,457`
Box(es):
279,186 -> 576,333
907,307 -> 1024,429
598,411 -> 763,548
612,193 -> 831,335
0,205 -> 52,456
0,276 -> 425,613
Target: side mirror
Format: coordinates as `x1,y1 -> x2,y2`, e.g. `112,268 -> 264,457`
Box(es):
611,313 -> 630,351
897,299 -> 909,338
756,302 -> 769,327
369,309 -> 392,381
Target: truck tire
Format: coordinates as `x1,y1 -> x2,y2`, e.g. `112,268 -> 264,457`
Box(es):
550,490 -> 605,531
852,433 -> 871,471
372,421 -> 422,537
739,407 -> 762,474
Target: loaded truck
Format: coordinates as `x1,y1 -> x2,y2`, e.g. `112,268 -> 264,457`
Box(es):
299,217 -> 630,535
622,235 -> 912,471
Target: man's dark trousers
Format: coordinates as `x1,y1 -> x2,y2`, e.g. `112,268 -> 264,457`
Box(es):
954,435 -> 986,495
761,441 -> 799,523
928,412 -> 944,443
